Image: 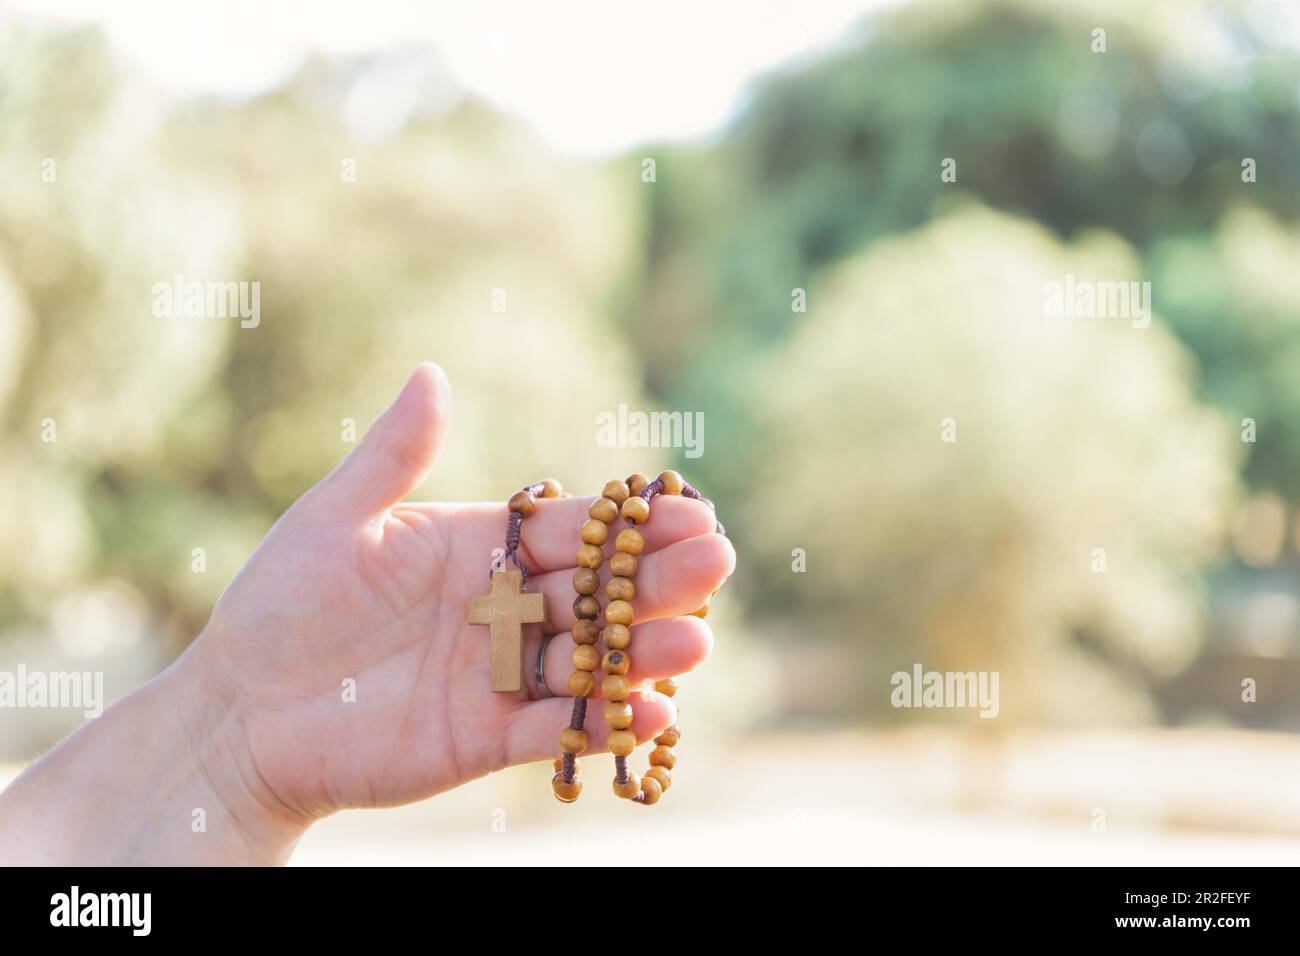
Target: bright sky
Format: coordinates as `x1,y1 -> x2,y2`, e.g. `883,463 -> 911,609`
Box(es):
5,0 -> 894,156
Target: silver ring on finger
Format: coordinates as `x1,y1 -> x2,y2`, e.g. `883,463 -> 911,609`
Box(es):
535,633 -> 557,699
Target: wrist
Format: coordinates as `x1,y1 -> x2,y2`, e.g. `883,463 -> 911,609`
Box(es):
0,634 -> 312,865
166,635 -> 314,865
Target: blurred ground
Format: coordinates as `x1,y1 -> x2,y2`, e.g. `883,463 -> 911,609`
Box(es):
293,729 -> 1300,865
14,728 -> 1292,865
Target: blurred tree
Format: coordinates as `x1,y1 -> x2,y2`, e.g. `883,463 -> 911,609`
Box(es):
2,0 -> 1294,738
747,207 -> 1236,722
626,0 -> 1300,499
618,0 -> 1300,721
0,27 -> 655,658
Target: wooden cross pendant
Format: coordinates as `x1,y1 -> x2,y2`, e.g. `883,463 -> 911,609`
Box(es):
468,569 -> 546,692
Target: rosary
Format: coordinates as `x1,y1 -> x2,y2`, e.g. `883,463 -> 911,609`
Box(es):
469,471 -> 723,804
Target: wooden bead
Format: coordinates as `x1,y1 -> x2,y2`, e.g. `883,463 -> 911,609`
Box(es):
606,576 -> 635,602
589,497 -> 619,523
560,728 -> 588,754
572,644 -> 600,671
552,773 -> 582,802
568,670 -> 596,697
602,674 -> 630,701
580,518 -> 609,546
604,700 -> 633,729
572,567 -> 600,595
603,480 -> 630,506
508,491 -> 536,516
615,528 -> 644,555
606,599 -> 634,626
613,773 -> 640,799
621,496 -> 650,524
657,470 -> 684,495
545,474 -> 708,803
645,765 -> 672,792
610,552 -> 638,578
607,730 -> 636,756
602,623 -> 631,649
602,648 -> 630,675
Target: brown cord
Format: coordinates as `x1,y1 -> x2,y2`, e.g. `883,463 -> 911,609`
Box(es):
498,481 -> 548,585
562,702 -> 584,783
569,696 -> 588,730
502,509 -> 527,583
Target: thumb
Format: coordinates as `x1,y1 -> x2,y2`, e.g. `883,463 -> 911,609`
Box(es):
307,362 -> 452,520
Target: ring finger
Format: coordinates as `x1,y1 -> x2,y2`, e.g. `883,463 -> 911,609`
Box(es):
523,615 -> 713,700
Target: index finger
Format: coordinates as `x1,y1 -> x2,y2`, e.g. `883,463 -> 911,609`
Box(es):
460,492 -> 722,576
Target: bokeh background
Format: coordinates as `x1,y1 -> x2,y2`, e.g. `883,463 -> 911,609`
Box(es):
4,0 -> 1300,863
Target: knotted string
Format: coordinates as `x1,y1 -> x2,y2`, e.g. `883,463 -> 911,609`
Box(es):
497,481 -> 549,585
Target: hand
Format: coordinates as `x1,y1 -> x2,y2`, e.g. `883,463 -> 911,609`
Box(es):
0,363 -> 733,865
188,363 -> 734,842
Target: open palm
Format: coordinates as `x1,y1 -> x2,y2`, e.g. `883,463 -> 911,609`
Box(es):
196,364 -> 733,820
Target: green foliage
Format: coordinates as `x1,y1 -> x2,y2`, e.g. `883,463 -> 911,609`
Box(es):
0,28 -> 658,643
1,0 -> 1293,730
747,208 -> 1236,721
629,0 -> 1300,498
